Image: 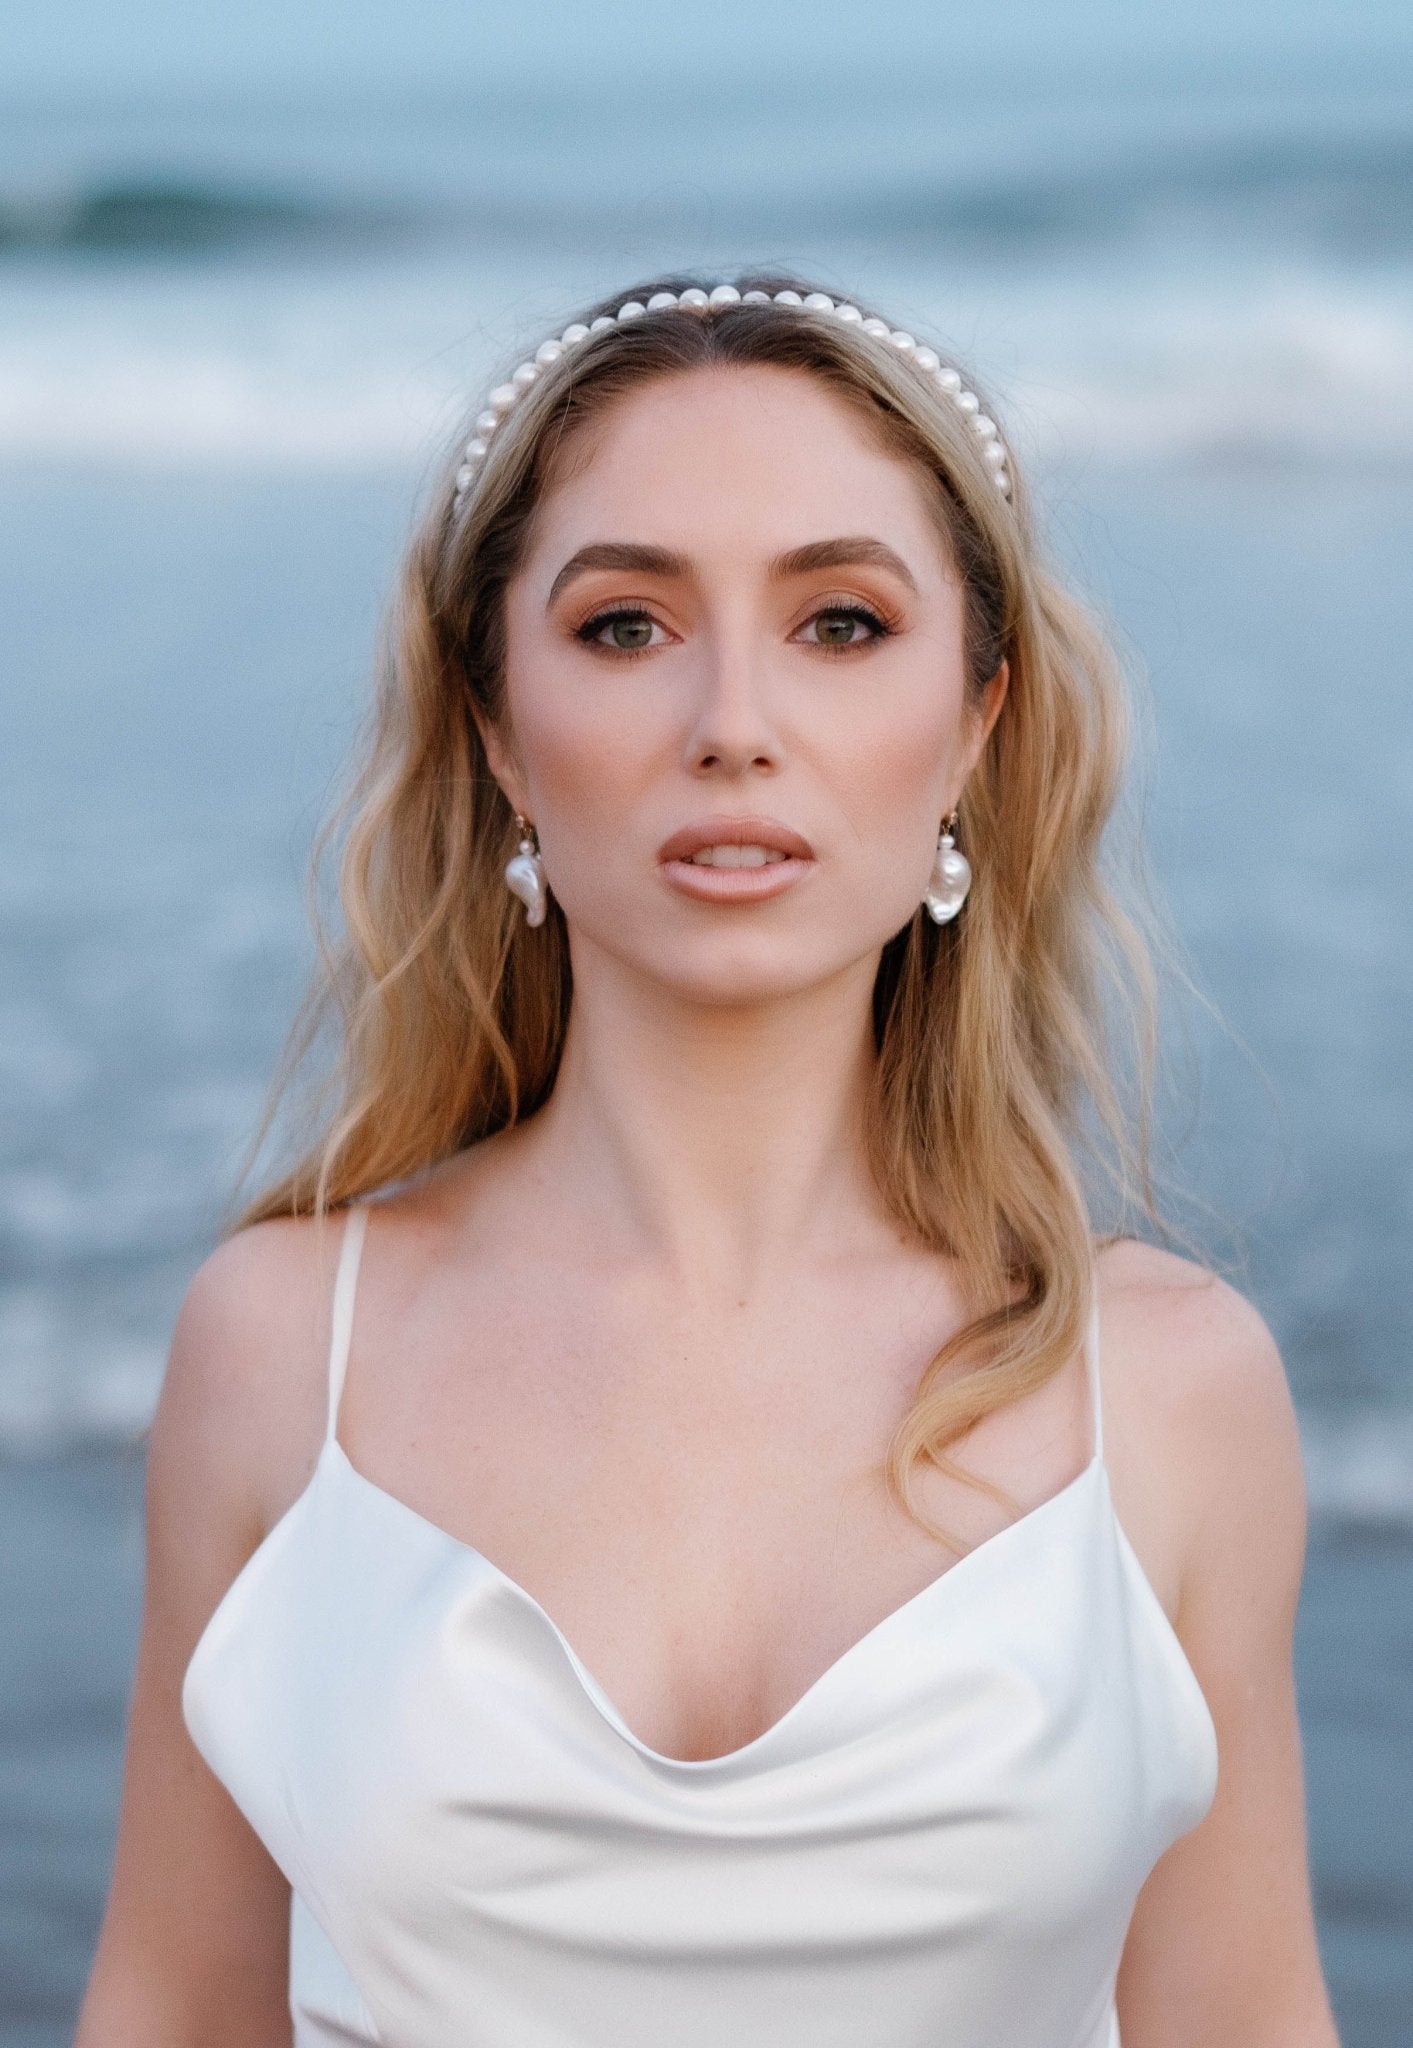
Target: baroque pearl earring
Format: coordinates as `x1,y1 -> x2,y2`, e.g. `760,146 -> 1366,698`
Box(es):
924,811 -> 972,923
504,814 -> 548,927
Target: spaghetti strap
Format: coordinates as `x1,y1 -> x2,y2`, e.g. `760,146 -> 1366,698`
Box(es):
325,1202 -> 370,1446
1085,1282 -> 1105,1466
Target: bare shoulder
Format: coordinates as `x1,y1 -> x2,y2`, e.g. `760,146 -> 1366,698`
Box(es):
150,1210 -> 352,1549
150,1140 -> 511,1530
1095,1236 -> 1298,1463
1093,1236 -> 1307,1627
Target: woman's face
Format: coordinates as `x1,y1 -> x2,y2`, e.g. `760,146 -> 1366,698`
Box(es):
486,364 -> 1007,1004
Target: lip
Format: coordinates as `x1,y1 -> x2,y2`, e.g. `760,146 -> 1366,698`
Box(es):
656,814 -> 815,864
656,814 -> 816,906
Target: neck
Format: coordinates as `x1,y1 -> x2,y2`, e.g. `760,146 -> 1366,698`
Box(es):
521,942 -> 890,1297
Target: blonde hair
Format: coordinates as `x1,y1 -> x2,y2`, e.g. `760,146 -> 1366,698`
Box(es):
235,269 -> 1177,1546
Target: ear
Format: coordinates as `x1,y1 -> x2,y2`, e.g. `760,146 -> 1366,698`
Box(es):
977,657 -> 1009,747
469,698 -> 533,820
957,658 -> 1008,790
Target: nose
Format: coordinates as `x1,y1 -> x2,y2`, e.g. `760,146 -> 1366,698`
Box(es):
681,632 -> 783,778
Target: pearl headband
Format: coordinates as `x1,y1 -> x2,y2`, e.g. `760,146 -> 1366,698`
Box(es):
452,284 -> 1012,508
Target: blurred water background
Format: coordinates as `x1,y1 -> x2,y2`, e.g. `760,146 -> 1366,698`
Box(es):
1,1 -> 1411,2041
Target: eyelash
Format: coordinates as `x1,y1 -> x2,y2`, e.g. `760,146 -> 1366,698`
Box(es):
572,600 -> 898,658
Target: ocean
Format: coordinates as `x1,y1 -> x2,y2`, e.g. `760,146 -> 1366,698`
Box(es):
0,47 -> 1410,2045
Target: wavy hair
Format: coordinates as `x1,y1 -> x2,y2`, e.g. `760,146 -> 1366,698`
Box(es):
233,269 -> 1181,1546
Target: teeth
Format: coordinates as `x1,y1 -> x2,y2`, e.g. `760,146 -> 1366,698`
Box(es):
687,844 -> 789,867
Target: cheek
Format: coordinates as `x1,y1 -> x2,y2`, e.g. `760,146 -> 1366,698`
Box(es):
517,707 -> 649,878
501,619 -> 666,870
819,656 -> 968,876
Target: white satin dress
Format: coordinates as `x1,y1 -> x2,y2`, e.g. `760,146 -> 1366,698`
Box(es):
183,1200 -> 1218,2047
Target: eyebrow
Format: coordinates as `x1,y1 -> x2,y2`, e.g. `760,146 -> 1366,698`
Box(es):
545,535 -> 919,608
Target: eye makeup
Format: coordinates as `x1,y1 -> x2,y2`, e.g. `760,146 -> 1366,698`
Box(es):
570,596 -> 900,659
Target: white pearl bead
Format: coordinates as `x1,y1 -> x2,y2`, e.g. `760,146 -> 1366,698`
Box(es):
889,331 -> 917,353
475,410 -> 499,437
936,367 -> 963,393
773,289 -> 803,305
535,339 -> 563,366
465,438 -> 488,459
983,440 -> 1008,466
912,345 -> 940,372
709,284 -> 742,305
560,323 -> 589,345
861,316 -> 891,338
742,289 -> 771,304
924,835 -> 973,922
973,415 -> 998,439
616,301 -> 646,321
488,384 -> 518,414
955,389 -> 980,413
646,291 -> 678,311
678,287 -> 709,308
511,362 -> 538,392
590,315 -> 616,333
455,464 -> 475,491
802,292 -> 835,311
833,303 -> 863,322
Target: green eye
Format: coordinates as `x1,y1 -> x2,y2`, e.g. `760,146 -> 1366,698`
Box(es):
577,609 -> 658,651
607,616 -> 653,649
815,612 -> 862,645
807,605 -> 888,648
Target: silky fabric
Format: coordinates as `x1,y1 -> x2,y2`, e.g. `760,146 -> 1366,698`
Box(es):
183,1200 -> 1218,2047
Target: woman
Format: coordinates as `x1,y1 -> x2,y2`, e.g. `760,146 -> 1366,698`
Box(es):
77,274 -> 1339,2046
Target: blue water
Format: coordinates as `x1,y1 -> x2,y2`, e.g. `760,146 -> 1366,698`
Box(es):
0,57 -> 1411,476
0,39 -> 1411,2043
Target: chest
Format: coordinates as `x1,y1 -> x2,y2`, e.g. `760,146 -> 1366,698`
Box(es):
336,1256 -> 1096,1763
184,1437 -> 1217,2048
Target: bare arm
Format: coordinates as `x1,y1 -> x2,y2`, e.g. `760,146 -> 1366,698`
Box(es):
75,1219 -> 332,2047
1113,1261 -> 1340,2046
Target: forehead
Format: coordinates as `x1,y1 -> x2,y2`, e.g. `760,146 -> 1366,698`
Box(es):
525,363 -> 955,580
